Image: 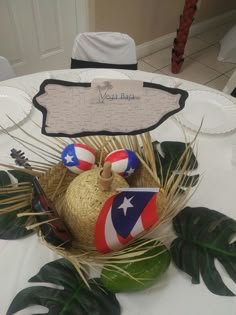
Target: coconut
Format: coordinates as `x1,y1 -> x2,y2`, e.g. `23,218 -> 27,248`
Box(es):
62,164 -> 129,249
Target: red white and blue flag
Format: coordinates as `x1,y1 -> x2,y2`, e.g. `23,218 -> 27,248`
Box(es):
95,188 -> 159,253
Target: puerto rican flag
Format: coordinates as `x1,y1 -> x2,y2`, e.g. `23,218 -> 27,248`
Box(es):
95,188 -> 159,253
61,143 -> 95,174
105,149 -> 139,178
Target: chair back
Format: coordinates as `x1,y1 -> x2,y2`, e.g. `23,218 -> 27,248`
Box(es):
71,32 -> 137,70
0,56 -> 15,81
223,69 -> 236,98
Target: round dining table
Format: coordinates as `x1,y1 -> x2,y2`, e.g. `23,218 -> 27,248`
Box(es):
0,68 -> 236,315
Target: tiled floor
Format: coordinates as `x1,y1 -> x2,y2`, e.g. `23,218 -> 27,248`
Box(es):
138,22 -> 236,91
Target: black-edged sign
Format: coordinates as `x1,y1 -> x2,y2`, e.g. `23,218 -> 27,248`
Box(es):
33,79 -> 188,137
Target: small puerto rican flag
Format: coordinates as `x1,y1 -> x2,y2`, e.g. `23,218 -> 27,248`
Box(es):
95,188 -> 159,253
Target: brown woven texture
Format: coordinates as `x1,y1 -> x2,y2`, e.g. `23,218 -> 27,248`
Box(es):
38,162 -> 76,202
40,162 -> 163,250
32,133 -> 187,254
36,134 -> 164,250
128,163 -> 157,188
61,169 -> 129,249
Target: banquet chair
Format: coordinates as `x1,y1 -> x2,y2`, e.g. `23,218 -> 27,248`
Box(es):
71,32 -> 137,70
223,69 -> 236,98
0,56 -> 15,81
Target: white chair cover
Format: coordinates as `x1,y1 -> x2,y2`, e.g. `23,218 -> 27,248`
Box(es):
218,25 -> 236,64
71,32 -> 137,69
0,56 -> 15,81
223,68 -> 236,97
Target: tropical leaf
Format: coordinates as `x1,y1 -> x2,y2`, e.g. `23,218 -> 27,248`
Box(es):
7,258 -> 121,315
5,170 -> 35,183
0,170 -> 34,239
152,140 -> 199,189
0,208 -> 33,239
171,207 -> 236,296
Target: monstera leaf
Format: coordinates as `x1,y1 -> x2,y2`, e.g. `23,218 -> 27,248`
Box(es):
152,140 -> 199,189
0,170 -> 34,239
7,258 -> 121,315
171,207 -> 236,296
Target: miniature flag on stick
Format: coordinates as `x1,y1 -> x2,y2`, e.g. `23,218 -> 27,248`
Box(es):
95,188 -> 159,253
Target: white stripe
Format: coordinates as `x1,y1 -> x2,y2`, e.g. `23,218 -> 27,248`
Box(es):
68,166 -> 83,174
75,146 -> 95,163
111,159 -> 127,173
117,187 -> 159,192
130,216 -> 144,238
105,207 -> 123,251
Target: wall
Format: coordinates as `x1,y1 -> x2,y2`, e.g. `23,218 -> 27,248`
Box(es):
91,0 -> 236,45
195,0 -> 236,22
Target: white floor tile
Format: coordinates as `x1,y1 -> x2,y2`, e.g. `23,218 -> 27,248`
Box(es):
190,45 -> 236,74
184,37 -> 210,56
153,70 -> 165,75
160,58 -> 220,85
205,75 -> 229,91
138,60 -> 157,72
225,68 -> 236,78
139,19 -> 235,88
142,47 -> 172,69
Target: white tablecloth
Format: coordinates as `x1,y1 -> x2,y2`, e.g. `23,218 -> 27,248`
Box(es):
0,69 -> 236,315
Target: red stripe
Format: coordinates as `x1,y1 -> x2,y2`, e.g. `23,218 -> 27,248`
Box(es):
141,193 -> 159,230
95,194 -> 118,253
75,143 -> 96,157
77,160 -> 93,171
105,150 -> 127,163
117,233 -> 133,245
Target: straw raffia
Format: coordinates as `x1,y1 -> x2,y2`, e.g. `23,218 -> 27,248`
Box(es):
0,120 -> 198,280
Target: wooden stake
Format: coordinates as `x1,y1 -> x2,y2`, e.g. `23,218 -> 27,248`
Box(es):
98,162 -> 113,191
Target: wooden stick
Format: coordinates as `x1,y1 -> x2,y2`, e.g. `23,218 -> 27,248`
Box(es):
26,217 -> 59,230
144,132 -> 158,178
0,163 -> 43,176
6,115 -> 63,154
17,211 -> 51,217
136,153 -> 161,187
98,162 -> 113,191
51,167 -> 68,201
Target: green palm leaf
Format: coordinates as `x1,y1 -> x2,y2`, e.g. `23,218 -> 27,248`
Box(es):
152,141 -> 199,189
171,207 -> 236,296
7,258 -> 121,315
0,170 -> 34,239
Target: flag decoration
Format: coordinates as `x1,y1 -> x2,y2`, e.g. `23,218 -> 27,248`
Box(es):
104,149 -> 139,178
61,143 -> 96,174
95,188 -> 159,253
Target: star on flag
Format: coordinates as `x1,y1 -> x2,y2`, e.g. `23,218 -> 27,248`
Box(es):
126,167 -> 135,176
64,154 -> 74,164
95,188 -> 159,253
118,196 -> 134,215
